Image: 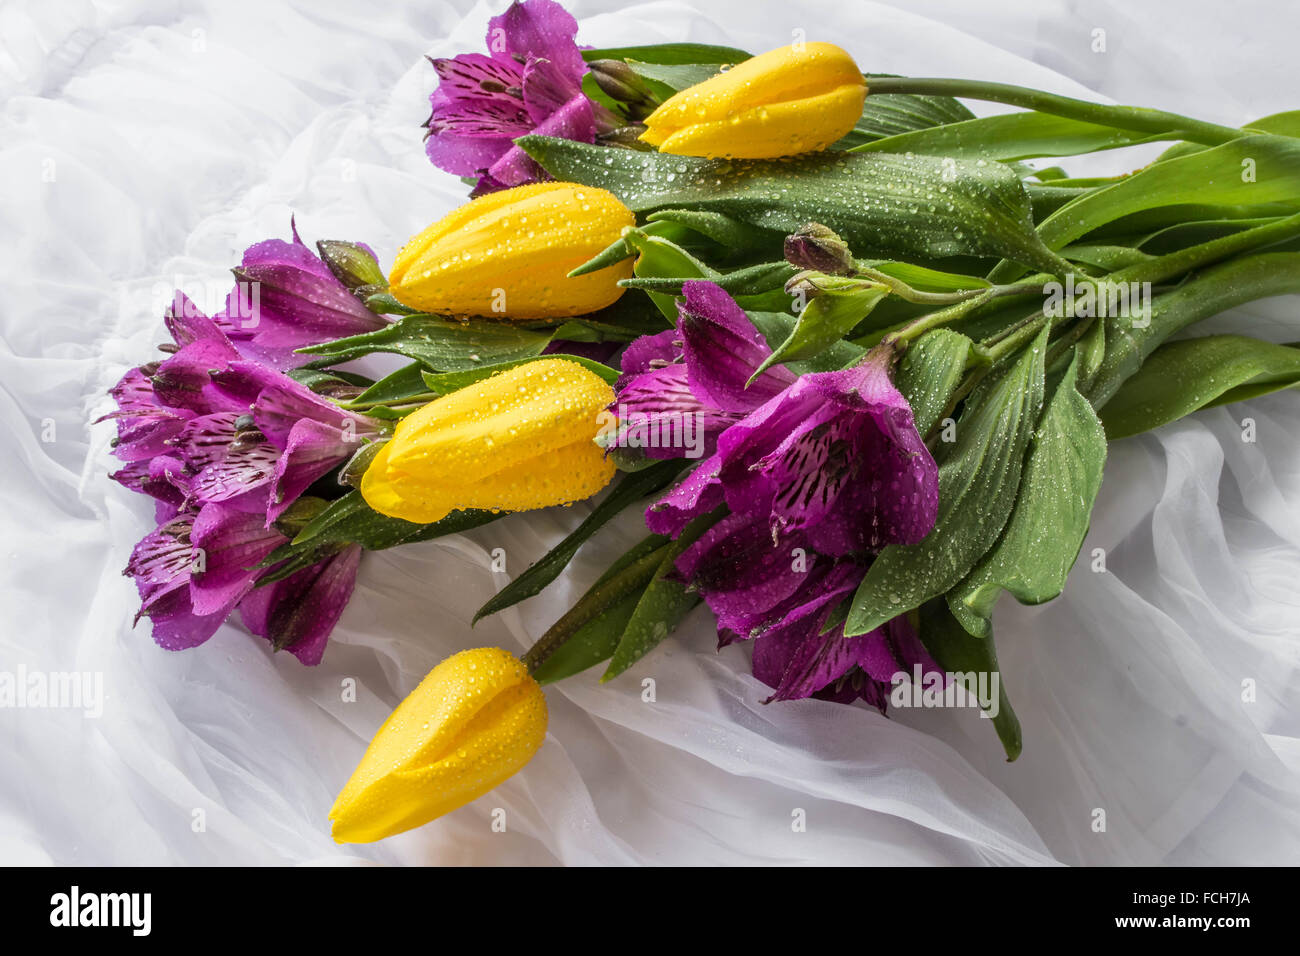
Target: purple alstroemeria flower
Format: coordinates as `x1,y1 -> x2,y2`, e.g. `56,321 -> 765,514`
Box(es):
644,318 -> 939,557
125,500 -> 361,665
424,0 -> 610,194
675,513 -> 943,706
106,298 -> 379,526
608,281 -> 795,461
106,289 -> 377,665
212,224 -> 388,369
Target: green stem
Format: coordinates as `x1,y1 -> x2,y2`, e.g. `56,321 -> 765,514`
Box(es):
865,76 -> 1246,146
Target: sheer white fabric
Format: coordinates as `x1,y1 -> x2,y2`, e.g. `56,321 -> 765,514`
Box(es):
1,0 -> 1297,865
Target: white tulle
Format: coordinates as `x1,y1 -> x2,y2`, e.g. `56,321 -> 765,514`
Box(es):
2,0 -> 1298,865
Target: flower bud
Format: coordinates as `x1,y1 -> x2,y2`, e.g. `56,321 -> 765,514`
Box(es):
784,223 -> 856,275
316,240 -> 387,291
388,182 -> 635,319
639,43 -> 866,158
330,648 -> 547,843
361,358 -> 617,523
587,59 -> 658,109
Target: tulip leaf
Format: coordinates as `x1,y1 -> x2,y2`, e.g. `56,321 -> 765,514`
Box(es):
530,535 -> 668,685
989,134 -> 1300,281
421,355 -> 619,396
845,326 -> 1048,637
916,600 -> 1022,761
581,44 -> 750,66
850,110 -> 1168,161
894,329 -> 972,436
1099,334 -> 1300,440
473,460 -> 685,623
947,355 -> 1106,637
296,315 -> 553,371
519,136 -> 1070,275
602,508 -> 723,681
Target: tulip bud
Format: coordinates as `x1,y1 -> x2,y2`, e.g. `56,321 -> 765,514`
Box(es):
361,358 -> 617,523
388,182 -> 636,319
639,43 -> 866,158
330,648 -> 547,843
784,223 -> 856,276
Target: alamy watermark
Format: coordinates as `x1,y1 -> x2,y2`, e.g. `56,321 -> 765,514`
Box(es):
596,406 -> 706,459
1043,275 -> 1152,328
0,665 -> 103,718
889,665 -> 1001,718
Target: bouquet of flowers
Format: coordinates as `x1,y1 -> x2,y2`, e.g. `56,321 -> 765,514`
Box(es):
103,0 -> 1300,844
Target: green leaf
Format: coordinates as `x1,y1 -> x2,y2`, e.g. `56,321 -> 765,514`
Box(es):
602,508 -> 723,681
290,490 -> 499,550
625,60 -> 721,99
1037,134 -> 1300,252
645,208 -> 785,255
1084,252 -> 1300,408
344,362 -> 431,408
845,326 -> 1048,637
1100,334 -> 1300,440
626,232 -> 719,319
259,491 -> 502,583
286,367 -> 373,392
947,356 -> 1107,637
472,460 -> 683,623
750,282 -> 889,379
917,601 -> 1022,761
746,310 -> 865,373
851,110 -> 1167,161
863,260 -> 992,293
581,44 -> 750,66
531,535 -> 668,685
894,329 -> 972,436
519,136 -> 1070,275
421,355 -> 619,396
297,315 -> 553,371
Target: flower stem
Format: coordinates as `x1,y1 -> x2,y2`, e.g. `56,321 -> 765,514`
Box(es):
864,76 -> 1246,146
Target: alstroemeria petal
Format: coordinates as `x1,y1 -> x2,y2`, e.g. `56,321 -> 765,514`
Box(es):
678,281 -> 795,413
187,503 -> 284,616
241,544 -> 360,665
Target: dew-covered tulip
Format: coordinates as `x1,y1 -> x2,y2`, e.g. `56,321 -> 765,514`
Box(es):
387,182 -> 635,319
639,42 -> 866,159
330,648 -> 548,843
361,358 -> 617,523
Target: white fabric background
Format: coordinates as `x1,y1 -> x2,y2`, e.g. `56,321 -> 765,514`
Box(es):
2,0 -> 1298,865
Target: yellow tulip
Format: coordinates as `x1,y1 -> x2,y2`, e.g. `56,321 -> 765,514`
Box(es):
361,358 -> 617,523
388,182 -> 636,318
640,42 -> 866,159
330,648 -> 547,843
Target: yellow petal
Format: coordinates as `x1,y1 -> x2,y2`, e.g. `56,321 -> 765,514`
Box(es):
361,358 -> 617,524
330,648 -> 547,843
653,84 -> 867,158
388,182 -> 635,319
640,42 -> 865,159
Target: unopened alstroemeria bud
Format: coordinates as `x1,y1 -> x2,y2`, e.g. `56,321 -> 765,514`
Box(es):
330,647 -> 547,843
388,182 -> 635,319
361,358 -> 617,523
316,239 -> 387,292
639,43 -> 866,158
784,223 -> 856,275
587,58 -> 658,108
